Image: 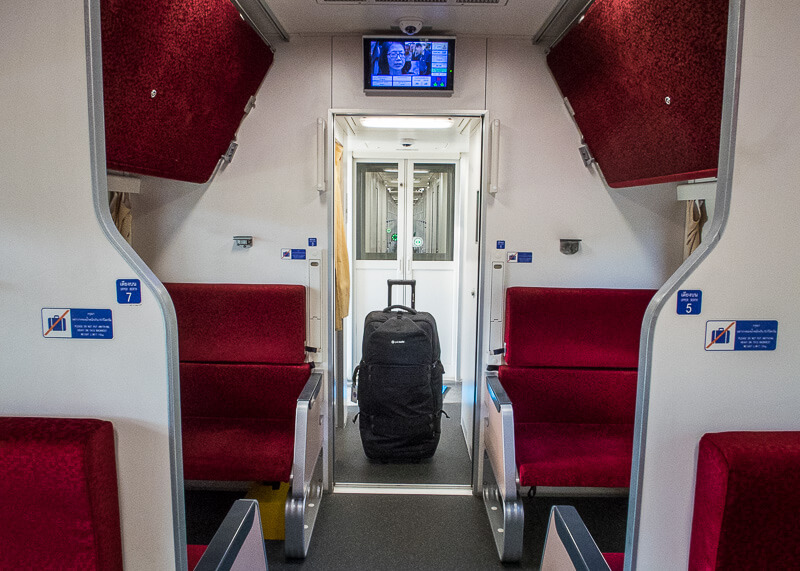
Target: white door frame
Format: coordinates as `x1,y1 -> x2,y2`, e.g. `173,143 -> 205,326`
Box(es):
327,111 -> 488,490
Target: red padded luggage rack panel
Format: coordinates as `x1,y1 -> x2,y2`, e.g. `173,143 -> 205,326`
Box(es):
547,0 -> 728,188
101,0 -> 274,183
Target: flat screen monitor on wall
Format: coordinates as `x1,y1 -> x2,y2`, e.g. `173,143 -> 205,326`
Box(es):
363,36 -> 455,95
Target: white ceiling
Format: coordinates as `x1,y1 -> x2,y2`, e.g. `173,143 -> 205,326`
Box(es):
262,0 -> 563,38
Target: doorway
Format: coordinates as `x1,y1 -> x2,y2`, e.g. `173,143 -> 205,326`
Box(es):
332,113 -> 484,489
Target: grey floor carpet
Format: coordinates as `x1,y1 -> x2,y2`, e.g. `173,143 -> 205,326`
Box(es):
335,402 -> 472,486
186,490 -> 628,570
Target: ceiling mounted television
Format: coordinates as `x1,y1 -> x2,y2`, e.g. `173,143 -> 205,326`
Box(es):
363,36 -> 455,95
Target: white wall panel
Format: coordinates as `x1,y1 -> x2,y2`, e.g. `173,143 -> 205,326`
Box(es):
632,1 -> 800,567
0,1 -> 177,568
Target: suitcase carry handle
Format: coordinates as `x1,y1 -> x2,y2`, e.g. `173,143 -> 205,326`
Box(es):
388,279 -> 416,309
384,304 -> 417,315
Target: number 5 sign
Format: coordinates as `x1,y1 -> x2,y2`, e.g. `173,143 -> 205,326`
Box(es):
677,290 -> 702,315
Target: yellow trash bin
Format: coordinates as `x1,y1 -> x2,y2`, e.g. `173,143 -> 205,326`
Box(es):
245,482 -> 290,540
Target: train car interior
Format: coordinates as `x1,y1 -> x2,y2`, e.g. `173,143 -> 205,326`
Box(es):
3,0 -> 800,569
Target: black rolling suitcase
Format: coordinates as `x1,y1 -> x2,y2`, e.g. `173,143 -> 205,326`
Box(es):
353,280 -> 445,461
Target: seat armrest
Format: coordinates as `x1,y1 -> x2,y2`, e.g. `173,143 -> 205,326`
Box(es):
541,505 -> 613,571
482,371 -> 523,562
484,372 -> 517,500
285,370 -> 324,559
291,370 -> 323,497
194,499 -> 268,571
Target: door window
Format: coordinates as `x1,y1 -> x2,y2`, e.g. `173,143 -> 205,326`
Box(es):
410,164 -> 455,262
356,163 -> 400,261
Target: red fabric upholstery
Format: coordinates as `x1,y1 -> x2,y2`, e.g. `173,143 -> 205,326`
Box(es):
504,287 -> 655,368
180,363 -> 312,420
182,418 -> 294,481
101,0 -> 274,183
515,423 -> 633,488
500,287 -> 651,489
0,417 -> 122,570
165,283 -> 307,364
604,552 -> 625,571
689,432 -> 800,570
499,367 -> 637,424
547,0 -> 728,188
166,283 -> 310,482
187,545 -> 208,570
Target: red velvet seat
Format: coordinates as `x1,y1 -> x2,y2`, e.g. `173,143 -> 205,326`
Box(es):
187,545 -> 208,570
165,283 -> 311,482
500,287 -> 654,489
0,417 -> 122,570
689,431 -> 800,570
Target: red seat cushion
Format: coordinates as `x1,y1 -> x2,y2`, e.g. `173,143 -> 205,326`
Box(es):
187,545 -> 208,570
689,432 -> 800,570
604,552 -> 625,571
182,418 -> 295,481
0,417 -> 122,570
504,287 -> 655,368
515,422 -> 633,488
165,283 -> 307,364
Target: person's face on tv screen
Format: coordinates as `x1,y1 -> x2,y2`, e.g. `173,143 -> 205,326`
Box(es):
387,43 -> 405,71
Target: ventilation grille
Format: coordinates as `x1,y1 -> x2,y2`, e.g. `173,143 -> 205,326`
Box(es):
318,0 -> 505,5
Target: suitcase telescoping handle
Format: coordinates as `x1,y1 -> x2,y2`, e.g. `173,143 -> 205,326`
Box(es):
387,279 -> 416,309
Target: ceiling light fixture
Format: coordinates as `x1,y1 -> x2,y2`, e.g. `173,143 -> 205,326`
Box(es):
359,116 -> 454,129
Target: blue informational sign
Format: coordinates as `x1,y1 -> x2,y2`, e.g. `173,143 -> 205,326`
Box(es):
291,249 -> 306,260
116,279 -> 141,304
308,238 -> 317,247
41,308 -> 113,339
496,240 -> 505,250
518,252 -> 533,263
677,290 -> 702,315
705,320 -> 778,351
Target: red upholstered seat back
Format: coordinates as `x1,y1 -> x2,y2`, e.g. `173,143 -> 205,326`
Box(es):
181,362 -> 312,420
689,432 -> 800,570
498,367 -> 637,424
504,287 -> 655,369
165,283 -> 307,364
0,417 -> 122,570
